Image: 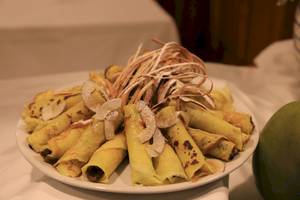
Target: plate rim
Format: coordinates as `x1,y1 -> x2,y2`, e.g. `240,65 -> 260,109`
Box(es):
15,77 -> 260,194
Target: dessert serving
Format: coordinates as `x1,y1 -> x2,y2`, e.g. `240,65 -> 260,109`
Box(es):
19,41 -> 255,189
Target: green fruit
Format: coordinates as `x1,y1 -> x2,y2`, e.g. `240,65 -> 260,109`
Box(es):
253,101 -> 300,200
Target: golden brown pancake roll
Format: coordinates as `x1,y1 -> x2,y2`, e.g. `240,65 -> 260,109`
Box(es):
185,106 -> 243,151
82,133 -> 127,183
188,128 -> 237,161
40,126 -> 87,164
27,101 -> 92,152
160,106 -> 214,180
153,143 -> 187,183
123,104 -> 162,186
55,121 -> 106,177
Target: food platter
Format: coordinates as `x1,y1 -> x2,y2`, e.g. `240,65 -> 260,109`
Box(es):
16,77 -> 259,194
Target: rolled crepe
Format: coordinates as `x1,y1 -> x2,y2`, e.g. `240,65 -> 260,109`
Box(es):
185,107 -> 243,151
208,141 -> 237,162
23,90 -> 54,119
22,90 -> 54,132
153,143 -> 187,183
162,106 -> 213,180
123,104 -> 162,186
52,85 -> 82,109
210,86 -> 234,112
27,101 -> 92,152
22,116 -> 46,133
62,94 -> 82,108
23,93 -> 82,132
242,132 -> 250,144
54,85 -> 82,110
40,126 -> 86,164
82,133 -> 127,183
55,121 -> 106,177
222,111 -> 254,135
188,128 -> 237,161
23,87 -> 81,122
22,93 -> 82,132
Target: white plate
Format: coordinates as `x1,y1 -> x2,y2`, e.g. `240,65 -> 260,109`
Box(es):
16,78 -> 259,194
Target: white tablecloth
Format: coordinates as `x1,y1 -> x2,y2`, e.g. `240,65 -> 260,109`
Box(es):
0,40 -> 299,200
0,0 -> 178,79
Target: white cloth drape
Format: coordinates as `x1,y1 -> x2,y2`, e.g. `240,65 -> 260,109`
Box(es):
0,0 -> 179,79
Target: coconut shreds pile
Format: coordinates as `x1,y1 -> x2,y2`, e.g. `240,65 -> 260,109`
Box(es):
34,41 -> 216,158
80,41 -> 215,157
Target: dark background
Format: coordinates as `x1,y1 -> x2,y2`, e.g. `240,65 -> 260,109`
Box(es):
158,0 -> 298,65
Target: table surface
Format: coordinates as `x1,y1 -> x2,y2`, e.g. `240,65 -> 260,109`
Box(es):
0,40 -> 299,200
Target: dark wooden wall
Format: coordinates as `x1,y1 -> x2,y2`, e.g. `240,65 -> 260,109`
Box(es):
158,0 -> 298,65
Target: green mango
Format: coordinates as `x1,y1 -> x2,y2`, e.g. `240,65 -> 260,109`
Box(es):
253,101 -> 300,200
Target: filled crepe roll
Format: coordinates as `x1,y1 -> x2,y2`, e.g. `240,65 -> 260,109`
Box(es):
210,86 -> 234,112
123,104 -> 162,186
22,87 -> 81,127
56,85 -> 82,105
27,101 -> 92,152
55,121 -> 106,177
53,85 -> 82,110
22,117 -> 46,134
222,111 -> 254,135
40,126 -> 87,164
185,107 -> 243,151
210,110 -> 254,135
22,90 -> 54,132
188,128 -> 237,161
153,143 -> 187,183
82,133 -> 127,183
162,106 -> 214,180
242,132 -> 250,144
23,90 -> 54,118
168,120 -> 214,180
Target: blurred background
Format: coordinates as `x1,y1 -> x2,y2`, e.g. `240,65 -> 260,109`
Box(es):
158,0 -> 298,65
0,0 -> 298,78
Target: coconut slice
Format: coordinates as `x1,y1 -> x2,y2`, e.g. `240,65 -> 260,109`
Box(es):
93,98 -> 123,141
81,81 -> 100,112
179,96 -> 208,109
104,120 -> 115,140
54,87 -> 81,97
105,110 -> 119,120
92,119 -> 103,135
145,128 -> 166,157
104,111 -> 120,140
104,110 -> 123,140
94,98 -> 122,120
136,101 -> 156,143
156,106 -> 177,128
41,99 -> 66,121
206,158 -> 225,173
81,81 -> 108,112
71,119 -> 93,128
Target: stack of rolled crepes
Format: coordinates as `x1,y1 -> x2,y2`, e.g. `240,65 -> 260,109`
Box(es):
21,42 -> 255,186
22,76 -> 254,186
